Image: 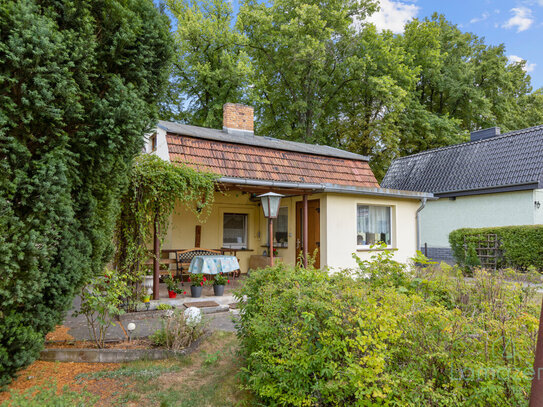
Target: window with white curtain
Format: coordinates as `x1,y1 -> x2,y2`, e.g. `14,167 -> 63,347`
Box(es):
267,207 -> 288,247
356,205 -> 391,247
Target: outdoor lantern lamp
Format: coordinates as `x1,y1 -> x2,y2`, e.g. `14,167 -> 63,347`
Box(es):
258,192 -> 284,266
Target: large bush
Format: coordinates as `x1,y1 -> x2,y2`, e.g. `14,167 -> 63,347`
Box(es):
236,253 -> 540,406
449,225 -> 543,270
0,0 -> 172,385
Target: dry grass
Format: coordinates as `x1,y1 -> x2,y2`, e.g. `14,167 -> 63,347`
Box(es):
1,331 -> 253,406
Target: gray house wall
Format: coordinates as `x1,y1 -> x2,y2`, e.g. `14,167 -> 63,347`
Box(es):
420,190 -> 541,262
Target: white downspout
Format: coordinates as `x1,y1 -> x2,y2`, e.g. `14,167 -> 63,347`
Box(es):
416,198 -> 427,253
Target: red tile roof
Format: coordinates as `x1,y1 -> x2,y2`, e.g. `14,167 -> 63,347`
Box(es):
167,134 -> 379,188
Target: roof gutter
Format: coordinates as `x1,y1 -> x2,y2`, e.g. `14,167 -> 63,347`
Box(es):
218,177 -> 435,200
435,181 -> 540,198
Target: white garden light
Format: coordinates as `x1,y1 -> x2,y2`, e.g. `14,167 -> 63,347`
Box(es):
127,322 -> 136,342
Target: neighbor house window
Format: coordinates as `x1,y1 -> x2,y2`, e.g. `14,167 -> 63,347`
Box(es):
357,205 -> 391,247
223,213 -> 248,249
268,207 -> 288,248
150,133 -> 157,151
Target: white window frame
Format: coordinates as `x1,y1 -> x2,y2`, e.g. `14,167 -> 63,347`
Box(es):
222,213 -> 248,249
356,205 -> 393,249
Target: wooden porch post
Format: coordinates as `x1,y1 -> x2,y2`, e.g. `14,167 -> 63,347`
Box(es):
303,194 -> 308,267
153,214 -> 160,300
269,218 -> 274,267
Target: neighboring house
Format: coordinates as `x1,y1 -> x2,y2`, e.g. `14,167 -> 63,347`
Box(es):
146,103 -> 430,272
381,125 -> 543,263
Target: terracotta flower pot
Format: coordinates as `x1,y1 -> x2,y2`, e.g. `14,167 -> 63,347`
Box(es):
191,285 -> 202,298
168,290 -> 177,299
213,285 -> 225,296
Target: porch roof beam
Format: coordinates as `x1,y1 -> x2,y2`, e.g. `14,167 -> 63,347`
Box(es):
218,177 -> 435,200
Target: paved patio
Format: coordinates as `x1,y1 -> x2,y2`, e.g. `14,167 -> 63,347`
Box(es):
61,281 -> 242,341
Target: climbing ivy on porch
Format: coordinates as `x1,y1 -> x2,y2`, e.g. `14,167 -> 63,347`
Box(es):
114,154 -> 219,298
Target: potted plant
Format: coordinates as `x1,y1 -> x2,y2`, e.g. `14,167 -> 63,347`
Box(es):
213,273 -> 229,296
164,274 -> 182,298
189,273 -> 206,297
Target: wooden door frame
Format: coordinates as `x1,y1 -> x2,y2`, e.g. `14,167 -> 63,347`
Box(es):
296,198 -> 320,268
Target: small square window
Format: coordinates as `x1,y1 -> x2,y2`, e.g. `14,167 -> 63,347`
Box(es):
223,213 -> 248,249
357,205 -> 391,247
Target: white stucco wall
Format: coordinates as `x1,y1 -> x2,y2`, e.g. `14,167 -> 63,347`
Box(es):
144,127 -> 170,161
420,190 -> 536,248
161,191 -> 421,272
323,194 -> 421,269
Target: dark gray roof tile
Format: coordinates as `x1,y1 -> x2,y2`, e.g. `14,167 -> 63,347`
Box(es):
381,124 -> 543,195
158,120 -> 369,162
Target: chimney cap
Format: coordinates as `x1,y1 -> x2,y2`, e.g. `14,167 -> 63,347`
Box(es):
470,127 -> 501,142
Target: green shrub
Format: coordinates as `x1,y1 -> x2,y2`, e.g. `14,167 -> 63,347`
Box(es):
236,254 -> 539,406
0,0 -> 172,385
150,309 -> 205,350
72,269 -> 130,348
449,225 -> 543,269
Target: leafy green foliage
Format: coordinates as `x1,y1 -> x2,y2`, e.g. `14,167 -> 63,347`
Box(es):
162,0 -> 253,127
150,309 -> 205,350
114,155 -> 218,304
213,273 -> 228,286
236,253 -> 539,405
188,273 -> 207,287
72,269 -> 130,348
0,0 -> 172,385
450,225 -> 543,270
162,3 -> 543,180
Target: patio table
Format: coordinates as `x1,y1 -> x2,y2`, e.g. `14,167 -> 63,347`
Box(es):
187,255 -> 240,275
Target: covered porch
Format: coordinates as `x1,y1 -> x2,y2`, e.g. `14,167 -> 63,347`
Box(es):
149,181 -> 322,299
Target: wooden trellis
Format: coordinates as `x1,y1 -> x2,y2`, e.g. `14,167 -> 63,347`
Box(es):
464,233 -> 501,270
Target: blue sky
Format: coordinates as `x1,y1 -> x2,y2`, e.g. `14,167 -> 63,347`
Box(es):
366,0 -> 543,89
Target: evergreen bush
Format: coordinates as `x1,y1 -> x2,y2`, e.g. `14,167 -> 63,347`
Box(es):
0,0 -> 172,385
449,225 -> 543,270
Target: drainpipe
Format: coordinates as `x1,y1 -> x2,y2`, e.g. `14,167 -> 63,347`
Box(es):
416,198 -> 427,253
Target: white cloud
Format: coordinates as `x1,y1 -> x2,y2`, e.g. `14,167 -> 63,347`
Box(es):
508,55 -> 536,73
470,12 -> 490,24
365,0 -> 419,34
502,7 -> 534,32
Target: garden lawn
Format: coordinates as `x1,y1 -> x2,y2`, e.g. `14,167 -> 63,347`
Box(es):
0,331 -> 252,407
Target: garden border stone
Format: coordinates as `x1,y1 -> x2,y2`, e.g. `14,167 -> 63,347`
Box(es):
39,332 -> 209,363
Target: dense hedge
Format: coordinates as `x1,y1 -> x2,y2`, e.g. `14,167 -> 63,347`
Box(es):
236,255 -> 538,406
0,0 -> 172,386
449,225 -> 543,269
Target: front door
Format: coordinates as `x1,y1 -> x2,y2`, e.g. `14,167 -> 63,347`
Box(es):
296,199 -> 320,268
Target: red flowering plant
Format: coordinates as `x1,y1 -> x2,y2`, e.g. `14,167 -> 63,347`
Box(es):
164,274 -> 183,294
189,273 -> 208,287
214,273 -> 228,286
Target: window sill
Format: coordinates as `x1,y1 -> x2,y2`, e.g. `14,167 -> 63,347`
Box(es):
356,247 -> 397,252
260,245 -> 288,249
220,248 -> 254,252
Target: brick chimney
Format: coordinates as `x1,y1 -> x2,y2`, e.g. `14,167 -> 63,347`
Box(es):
223,103 -> 254,136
